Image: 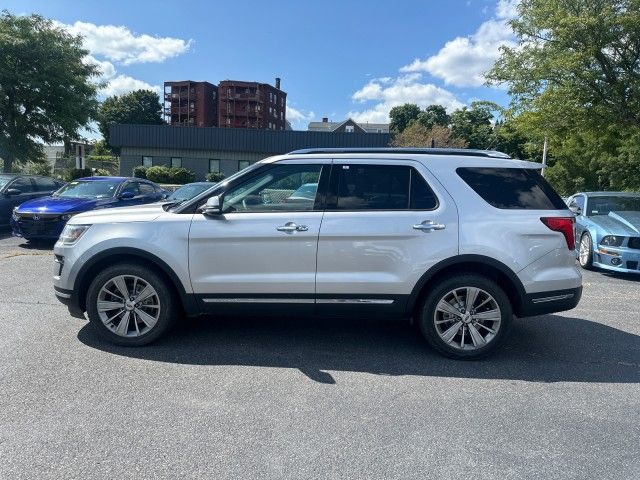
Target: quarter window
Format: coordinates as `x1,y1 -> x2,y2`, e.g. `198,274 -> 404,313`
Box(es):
222,164 -> 323,213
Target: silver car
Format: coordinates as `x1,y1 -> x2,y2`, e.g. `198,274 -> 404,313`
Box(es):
53,148 -> 582,359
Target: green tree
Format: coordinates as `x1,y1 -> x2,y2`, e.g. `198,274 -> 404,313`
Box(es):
0,11 -> 100,172
389,103 -> 421,133
417,105 -> 450,130
98,89 -> 163,145
487,0 -> 640,192
449,102 -> 497,149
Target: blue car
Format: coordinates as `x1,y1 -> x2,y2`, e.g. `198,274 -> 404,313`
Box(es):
567,191 -> 640,274
11,176 -> 167,241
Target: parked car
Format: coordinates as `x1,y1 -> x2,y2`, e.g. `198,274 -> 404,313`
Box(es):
12,176 -> 167,241
165,182 -> 214,202
567,191 -> 640,274
53,148 -> 581,359
0,174 -> 65,228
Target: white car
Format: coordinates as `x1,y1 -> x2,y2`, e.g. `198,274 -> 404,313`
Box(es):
53,148 -> 582,359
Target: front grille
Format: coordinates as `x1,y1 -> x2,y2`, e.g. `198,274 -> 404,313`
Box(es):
629,237 -> 640,250
17,218 -> 63,236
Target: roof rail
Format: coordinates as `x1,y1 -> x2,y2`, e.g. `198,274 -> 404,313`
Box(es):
286,147 -> 511,159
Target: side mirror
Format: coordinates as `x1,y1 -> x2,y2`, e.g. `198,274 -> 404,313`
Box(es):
199,196 -> 221,216
119,191 -> 136,200
5,188 -> 20,197
569,204 -> 582,215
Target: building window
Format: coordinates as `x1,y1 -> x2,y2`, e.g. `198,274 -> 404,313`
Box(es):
209,159 -> 221,173
345,125 -> 355,133
171,157 -> 182,168
238,160 -> 250,171
142,156 -> 153,167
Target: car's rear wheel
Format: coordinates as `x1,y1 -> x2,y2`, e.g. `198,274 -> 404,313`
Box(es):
86,263 -> 177,346
418,274 -> 512,359
578,232 -> 594,270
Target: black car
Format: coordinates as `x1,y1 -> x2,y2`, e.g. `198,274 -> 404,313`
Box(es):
0,174 -> 65,228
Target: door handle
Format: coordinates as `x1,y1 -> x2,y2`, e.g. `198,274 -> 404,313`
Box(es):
413,220 -> 445,232
276,222 -> 308,233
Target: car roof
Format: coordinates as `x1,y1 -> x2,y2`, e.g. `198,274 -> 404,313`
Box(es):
76,176 -> 142,182
287,147 -> 512,158
577,191 -> 640,197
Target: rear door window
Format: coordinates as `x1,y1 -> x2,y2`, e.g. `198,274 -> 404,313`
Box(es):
457,167 -> 566,210
33,176 -> 59,192
332,165 -> 438,211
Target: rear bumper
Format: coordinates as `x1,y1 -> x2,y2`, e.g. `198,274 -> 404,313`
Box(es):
519,286 -> 582,317
54,286 -> 86,319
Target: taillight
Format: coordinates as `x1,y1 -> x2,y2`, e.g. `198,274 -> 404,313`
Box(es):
541,217 -> 575,250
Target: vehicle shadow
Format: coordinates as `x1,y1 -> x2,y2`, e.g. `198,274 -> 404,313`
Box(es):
600,271 -> 640,283
78,314 -> 640,384
17,239 -> 55,251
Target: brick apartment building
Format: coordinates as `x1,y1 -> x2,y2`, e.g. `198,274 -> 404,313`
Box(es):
164,81 -> 218,127
218,78 -> 286,130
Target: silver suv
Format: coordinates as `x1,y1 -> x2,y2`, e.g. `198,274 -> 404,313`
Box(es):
53,148 -> 582,359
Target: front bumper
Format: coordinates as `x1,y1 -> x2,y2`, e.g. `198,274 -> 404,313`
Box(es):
593,246 -> 640,274
520,286 -> 583,317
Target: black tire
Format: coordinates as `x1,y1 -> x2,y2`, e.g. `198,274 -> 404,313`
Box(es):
86,262 -> 178,346
418,274 -> 512,359
578,232 -> 594,270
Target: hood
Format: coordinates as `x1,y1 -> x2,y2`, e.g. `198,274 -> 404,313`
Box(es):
69,203 -> 167,225
592,211 -> 640,236
15,196 -> 113,214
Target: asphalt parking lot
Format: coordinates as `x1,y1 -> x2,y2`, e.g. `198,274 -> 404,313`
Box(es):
0,232 -> 639,480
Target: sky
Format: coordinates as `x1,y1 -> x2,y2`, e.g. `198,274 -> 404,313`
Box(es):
5,0 -> 517,133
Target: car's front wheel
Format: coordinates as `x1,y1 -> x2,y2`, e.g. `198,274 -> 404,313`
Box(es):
86,263 -> 177,346
418,274 -> 512,359
578,232 -> 594,270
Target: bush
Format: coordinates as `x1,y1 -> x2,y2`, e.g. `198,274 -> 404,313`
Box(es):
205,172 -> 226,182
145,166 -> 171,184
169,167 -> 195,185
93,168 -> 110,176
64,168 -> 93,181
133,165 -> 147,179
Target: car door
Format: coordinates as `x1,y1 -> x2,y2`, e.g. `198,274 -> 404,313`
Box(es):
3,177 -> 40,216
188,159 -> 330,312
315,160 -> 458,316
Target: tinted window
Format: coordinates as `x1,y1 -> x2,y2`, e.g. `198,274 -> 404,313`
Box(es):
222,164 -> 322,212
336,165 -> 409,210
8,177 -> 34,193
457,167 -> 566,210
410,170 -> 438,210
585,195 -> 640,216
33,177 -> 59,192
0,175 -> 13,190
138,183 -> 155,195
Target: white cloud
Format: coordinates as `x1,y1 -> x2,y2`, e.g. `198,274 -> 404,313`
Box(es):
100,75 -> 160,96
348,74 -> 463,124
59,21 -> 192,66
399,1 -> 517,87
85,55 -> 116,79
286,105 -> 315,128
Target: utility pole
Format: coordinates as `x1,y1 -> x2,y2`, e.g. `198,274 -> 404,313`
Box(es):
541,136 -> 548,176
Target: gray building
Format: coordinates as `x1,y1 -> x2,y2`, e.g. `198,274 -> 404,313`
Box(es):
308,117 -> 390,134
110,124 -> 392,180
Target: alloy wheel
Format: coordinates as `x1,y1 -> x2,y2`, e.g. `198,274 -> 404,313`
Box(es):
433,287 -> 501,351
579,235 -> 591,266
96,275 -> 161,337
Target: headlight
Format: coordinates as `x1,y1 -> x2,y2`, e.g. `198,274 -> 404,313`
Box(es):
12,207 -> 19,221
600,235 -> 624,247
60,213 -> 75,221
59,224 -> 91,245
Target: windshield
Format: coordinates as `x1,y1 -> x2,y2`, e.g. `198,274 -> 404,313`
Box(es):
168,183 -> 213,201
0,175 -> 13,190
587,195 -> 640,216
54,180 -> 120,199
